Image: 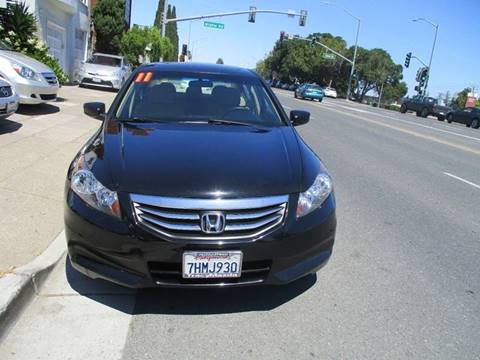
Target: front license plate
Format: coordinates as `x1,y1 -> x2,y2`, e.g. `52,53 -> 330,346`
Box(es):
182,251 -> 242,279
92,77 -> 102,83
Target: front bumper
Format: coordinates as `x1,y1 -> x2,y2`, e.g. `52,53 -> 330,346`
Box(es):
65,190 -> 336,288
79,72 -> 123,90
0,94 -> 19,118
14,79 -> 58,105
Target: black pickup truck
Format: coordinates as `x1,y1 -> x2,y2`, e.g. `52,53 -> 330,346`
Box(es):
400,96 -> 452,120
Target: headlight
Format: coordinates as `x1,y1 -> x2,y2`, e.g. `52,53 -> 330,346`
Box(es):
70,155 -> 121,218
296,173 -> 333,218
11,63 -> 41,81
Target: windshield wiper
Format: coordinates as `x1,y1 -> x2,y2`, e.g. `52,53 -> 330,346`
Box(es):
205,119 -> 259,127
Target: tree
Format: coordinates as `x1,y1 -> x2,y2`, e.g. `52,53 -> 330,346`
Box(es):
154,0 -> 165,29
164,5 -> 179,61
451,88 -> 471,109
216,58 -> 224,64
121,25 -> 174,67
92,0 -> 126,54
444,91 -> 452,106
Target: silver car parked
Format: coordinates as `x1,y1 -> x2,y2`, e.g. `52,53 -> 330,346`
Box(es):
77,53 -> 131,90
0,40 -> 59,105
0,78 -> 19,119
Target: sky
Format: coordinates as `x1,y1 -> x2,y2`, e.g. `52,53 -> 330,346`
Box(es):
131,0 -> 480,97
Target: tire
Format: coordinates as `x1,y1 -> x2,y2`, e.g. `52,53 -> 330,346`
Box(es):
437,116 -> 444,121
294,92 -> 297,98
466,123 -> 471,128
447,114 -> 453,123
421,108 -> 429,118
471,119 -> 479,129
400,104 -> 407,113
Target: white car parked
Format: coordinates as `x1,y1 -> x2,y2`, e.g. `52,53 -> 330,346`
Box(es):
0,40 -> 59,105
0,78 -> 19,119
77,53 -> 131,90
323,87 -> 338,98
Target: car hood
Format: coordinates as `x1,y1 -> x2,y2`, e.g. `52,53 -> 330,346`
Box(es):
100,121 -> 303,198
0,50 -> 53,72
83,63 -> 120,76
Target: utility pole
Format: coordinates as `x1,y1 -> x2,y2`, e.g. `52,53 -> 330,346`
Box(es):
160,0 -> 168,61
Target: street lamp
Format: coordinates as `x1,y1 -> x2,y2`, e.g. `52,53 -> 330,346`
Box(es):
412,17 -> 439,95
320,1 -> 361,100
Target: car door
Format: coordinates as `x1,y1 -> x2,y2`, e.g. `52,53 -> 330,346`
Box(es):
458,108 -> 473,124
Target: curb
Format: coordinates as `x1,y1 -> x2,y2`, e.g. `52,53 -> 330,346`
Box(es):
0,231 -> 66,340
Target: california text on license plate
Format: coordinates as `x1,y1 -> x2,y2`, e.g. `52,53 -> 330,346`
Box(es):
182,251 -> 242,279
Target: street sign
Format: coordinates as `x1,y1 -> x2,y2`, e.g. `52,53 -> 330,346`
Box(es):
204,21 -> 225,30
323,53 -> 336,60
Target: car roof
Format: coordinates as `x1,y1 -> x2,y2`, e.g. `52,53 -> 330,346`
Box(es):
138,62 -> 257,77
93,53 -> 123,59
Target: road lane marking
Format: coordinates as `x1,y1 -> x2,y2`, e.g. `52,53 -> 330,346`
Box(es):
283,105 -> 292,110
304,105 -> 480,156
443,172 -> 480,190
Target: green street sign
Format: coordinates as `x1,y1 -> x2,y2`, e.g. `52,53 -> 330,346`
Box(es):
204,21 -> 225,30
323,53 -> 336,60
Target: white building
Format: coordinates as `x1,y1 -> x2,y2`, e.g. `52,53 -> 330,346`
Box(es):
0,0 -> 90,80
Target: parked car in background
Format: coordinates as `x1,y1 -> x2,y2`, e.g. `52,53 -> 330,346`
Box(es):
0,40 -> 59,105
281,83 -> 290,90
400,95 -> 452,120
295,83 -> 324,102
323,87 -> 337,98
67,63 -> 336,288
288,84 -> 298,91
445,108 -> 480,129
77,53 -> 131,90
0,78 -> 19,119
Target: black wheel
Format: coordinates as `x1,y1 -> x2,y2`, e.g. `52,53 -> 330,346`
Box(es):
421,108 -> 429,118
437,116 -> 444,121
471,119 -> 479,129
294,92 -> 297,98
400,104 -> 407,113
466,123 -> 471,128
447,114 -> 453,123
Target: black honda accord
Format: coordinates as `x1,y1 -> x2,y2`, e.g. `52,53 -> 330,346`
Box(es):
65,62 -> 336,288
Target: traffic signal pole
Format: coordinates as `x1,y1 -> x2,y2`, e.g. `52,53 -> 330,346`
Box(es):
412,18 -> 439,95
346,20 -> 360,100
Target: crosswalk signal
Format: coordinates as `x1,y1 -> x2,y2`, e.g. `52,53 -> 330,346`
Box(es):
299,10 -> 307,26
248,6 -> 256,23
404,52 -> 412,68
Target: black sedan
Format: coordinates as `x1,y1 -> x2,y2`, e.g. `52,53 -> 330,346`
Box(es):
65,63 -> 336,288
446,107 -> 480,129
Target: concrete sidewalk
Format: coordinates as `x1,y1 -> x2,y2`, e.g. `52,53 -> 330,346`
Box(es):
0,86 -> 116,274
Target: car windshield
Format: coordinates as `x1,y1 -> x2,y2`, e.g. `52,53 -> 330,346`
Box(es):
0,40 -> 12,51
307,85 -> 322,90
87,55 -> 122,67
115,72 -> 283,126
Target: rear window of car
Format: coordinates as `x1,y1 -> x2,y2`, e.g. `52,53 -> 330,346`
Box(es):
87,55 -> 122,67
115,71 -> 283,126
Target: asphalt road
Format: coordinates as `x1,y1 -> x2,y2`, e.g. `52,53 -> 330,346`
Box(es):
1,90 -> 479,359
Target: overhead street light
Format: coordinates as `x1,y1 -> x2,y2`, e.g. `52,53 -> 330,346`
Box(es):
320,1 -> 361,100
412,17 -> 439,94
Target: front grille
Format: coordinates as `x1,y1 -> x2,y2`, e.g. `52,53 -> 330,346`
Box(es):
42,72 -> 58,86
82,78 -> 114,87
39,94 -> 56,101
131,194 -> 288,242
0,86 -> 12,98
149,260 -> 271,286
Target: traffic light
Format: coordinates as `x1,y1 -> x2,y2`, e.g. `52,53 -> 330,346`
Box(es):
280,31 -> 285,42
404,52 -> 412,68
310,36 -> 316,46
248,6 -> 256,23
419,67 -> 429,87
182,44 -> 188,56
352,69 -> 358,80
299,10 -> 307,26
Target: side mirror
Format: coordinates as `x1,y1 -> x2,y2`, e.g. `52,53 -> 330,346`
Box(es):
290,110 -> 310,126
84,102 -> 105,120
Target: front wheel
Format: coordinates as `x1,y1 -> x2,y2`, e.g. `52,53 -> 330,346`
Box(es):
437,116 -> 444,121
471,119 -> 479,129
400,104 -> 407,113
421,108 -> 429,118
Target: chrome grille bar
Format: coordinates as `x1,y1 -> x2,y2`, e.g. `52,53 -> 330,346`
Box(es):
131,194 -> 288,242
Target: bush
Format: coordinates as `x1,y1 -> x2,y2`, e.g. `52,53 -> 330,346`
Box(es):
0,1 -> 69,84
